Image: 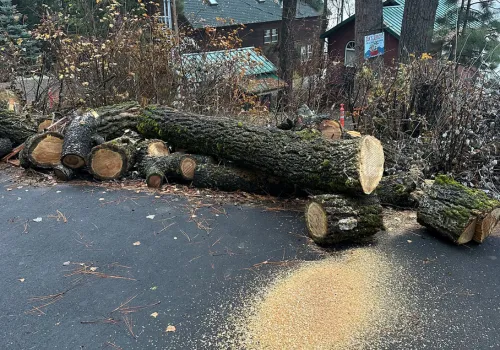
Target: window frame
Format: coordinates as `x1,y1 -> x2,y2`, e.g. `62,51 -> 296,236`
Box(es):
264,29 -> 271,44
271,28 -> 278,43
345,41 -> 356,67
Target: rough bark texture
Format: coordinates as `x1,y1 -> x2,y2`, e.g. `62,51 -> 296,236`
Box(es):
138,108 -> 385,194
305,194 -> 384,245
0,109 -> 38,145
61,112 -> 98,169
135,139 -> 170,164
417,176 -> 500,244
94,102 -> 143,140
193,162 -> 292,195
53,164 -> 75,181
399,0 -> 439,60
0,138 -> 13,158
20,132 -> 64,169
376,168 -> 423,208
355,0 -> 383,65
279,0 -> 298,109
89,136 -> 137,180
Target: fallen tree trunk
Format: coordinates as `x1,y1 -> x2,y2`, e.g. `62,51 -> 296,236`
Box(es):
139,153 -> 213,188
139,108 -> 385,194
20,132 -> 64,169
53,164 -> 75,181
136,139 -> 170,163
0,110 -> 38,145
0,138 -> 13,158
192,162 -> 292,195
417,175 -> 500,244
61,112 -> 98,169
89,136 -> 137,180
305,194 -> 384,245
376,168 -> 422,208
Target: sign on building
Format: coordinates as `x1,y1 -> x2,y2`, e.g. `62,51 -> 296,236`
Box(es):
364,32 -> 385,59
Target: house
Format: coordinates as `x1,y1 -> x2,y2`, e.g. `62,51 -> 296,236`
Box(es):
181,46 -> 286,106
180,0 -> 321,65
320,0 -> 453,67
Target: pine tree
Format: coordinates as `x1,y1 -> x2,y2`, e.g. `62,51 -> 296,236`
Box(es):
0,0 -> 39,67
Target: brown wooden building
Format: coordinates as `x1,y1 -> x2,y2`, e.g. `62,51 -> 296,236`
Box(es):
180,0 -> 321,65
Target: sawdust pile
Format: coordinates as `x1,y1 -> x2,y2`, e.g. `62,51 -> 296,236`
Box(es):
229,248 -> 407,350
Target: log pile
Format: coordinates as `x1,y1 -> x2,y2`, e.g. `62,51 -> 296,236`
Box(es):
2,102 -> 499,247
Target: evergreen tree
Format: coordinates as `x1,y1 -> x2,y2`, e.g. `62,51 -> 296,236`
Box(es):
0,0 -> 39,66
435,0 -> 500,70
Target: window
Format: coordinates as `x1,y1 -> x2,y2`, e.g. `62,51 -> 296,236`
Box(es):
264,29 -> 278,44
345,41 -> 355,67
301,44 -> 313,62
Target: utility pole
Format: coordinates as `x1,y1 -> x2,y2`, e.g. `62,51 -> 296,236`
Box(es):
172,0 -> 179,43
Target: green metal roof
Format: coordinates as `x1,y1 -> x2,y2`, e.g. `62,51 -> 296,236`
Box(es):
181,47 -> 277,80
321,0 -> 455,39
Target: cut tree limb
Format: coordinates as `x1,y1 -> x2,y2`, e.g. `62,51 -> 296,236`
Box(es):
0,138 -> 13,158
89,136 -> 137,180
61,112 -> 98,169
417,175 -> 500,244
53,164 -> 75,181
0,109 -> 38,145
305,194 -> 384,245
139,108 -> 385,194
20,132 -> 64,169
376,168 -> 423,208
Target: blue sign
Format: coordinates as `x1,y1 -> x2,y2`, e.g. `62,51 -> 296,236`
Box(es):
364,32 -> 385,59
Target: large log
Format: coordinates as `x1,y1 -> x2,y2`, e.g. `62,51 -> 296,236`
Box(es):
305,194 -> 384,245
61,112 -> 98,169
138,108 -> 385,194
192,162 -> 292,195
0,138 -> 13,158
89,136 -> 137,180
135,139 -> 170,163
417,175 -> 500,244
139,153 -> 213,188
53,164 -> 75,181
376,168 -> 423,208
0,109 -> 38,145
20,132 -> 64,169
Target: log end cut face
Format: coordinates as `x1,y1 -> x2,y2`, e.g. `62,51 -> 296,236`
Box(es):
474,208 -> 500,243
62,154 -> 86,169
306,202 -> 328,240
148,142 -> 170,157
31,135 -> 64,167
91,149 -> 124,179
180,157 -> 196,180
359,136 -> 384,194
458,219 -> 478,244
147,174 -> 163,189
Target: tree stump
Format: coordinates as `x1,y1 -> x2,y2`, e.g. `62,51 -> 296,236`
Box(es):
61,112 -> 98,169
305,194 -> 384,245
89,136 -> 137,180
417,175 -> 500,244
20,132 -> 64,169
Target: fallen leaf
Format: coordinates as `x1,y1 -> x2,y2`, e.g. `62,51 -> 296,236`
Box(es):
18,278 -> 25,282
150,312 -> 159,318
155,196 -> 161,199
63,261 -> 70,266
133,241 -> 141,246
150,286 -> 157,291
407,240 -> 413,243
32,217 -> 43,222
146,215 -> 155,220
17,186 -> 23,189
56,191 -> 61,193
89,267 -> 98,272
6,188 -> 12,191
99,198 -> 105,201
166,325 -> 176,332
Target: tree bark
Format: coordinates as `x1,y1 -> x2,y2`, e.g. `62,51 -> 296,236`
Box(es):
20,132 -> 64,170
139,107 -> 385,194
0,109 -> 38,146
135,139 -> 170,164
376,168 -> 422,208
61,112 -> 98,169
305,194 -> 384,245
53,164 -> 75,181
399,0 -> 439,61
192,162 -> 292,195
417,176 -> 500,244
89,136 -> 138,180
355,0 -> 383,65
0,138 -> 13,158
279,0 -> 298,110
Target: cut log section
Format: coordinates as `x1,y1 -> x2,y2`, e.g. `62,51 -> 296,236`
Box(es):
376,168 -> 423,208
53,164 -> 75,181
138,108 -> 385,194
192,162 -> 291,195
38,120 -> 52,132
89,136 -> 137,180
139,153 -> 214,188
136,139 -> 170,163
0,138 -> 13,158
61,112 -> 98,169
20,132 -> 64,169
318,120 -> 342,140
305,194 -> 384,245
417,175 -> 500,244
